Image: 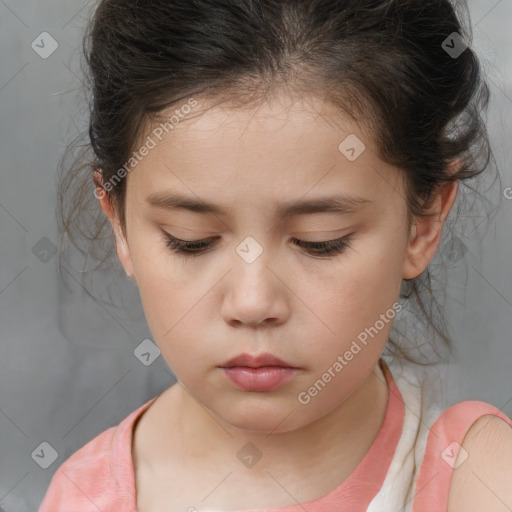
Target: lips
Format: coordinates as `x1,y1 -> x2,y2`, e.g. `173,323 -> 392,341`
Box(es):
219,352 -> 298,369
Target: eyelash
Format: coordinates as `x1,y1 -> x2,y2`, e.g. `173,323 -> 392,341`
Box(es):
163,233 -> 353,258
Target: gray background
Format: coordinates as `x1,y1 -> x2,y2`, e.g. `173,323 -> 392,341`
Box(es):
0,1 -> 511,510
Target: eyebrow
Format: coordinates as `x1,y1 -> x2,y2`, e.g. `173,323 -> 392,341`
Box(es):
145,191 -> 373,217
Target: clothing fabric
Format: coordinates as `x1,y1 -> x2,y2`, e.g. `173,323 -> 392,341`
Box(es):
38,359 -> 512,512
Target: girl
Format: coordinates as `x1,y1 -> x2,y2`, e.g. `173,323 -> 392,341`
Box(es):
40,1 -> 512,511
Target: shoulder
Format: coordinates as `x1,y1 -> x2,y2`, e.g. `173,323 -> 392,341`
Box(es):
447,406 -> 512,512
38,426 -> 118,510
39,400 -> 154,510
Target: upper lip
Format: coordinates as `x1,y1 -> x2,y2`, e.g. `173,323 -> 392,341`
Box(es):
219,353 -> 298,369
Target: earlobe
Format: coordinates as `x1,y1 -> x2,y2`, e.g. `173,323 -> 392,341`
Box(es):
112,221 -> 136,279
402,217 -> 429,280
93,169 -> 136,280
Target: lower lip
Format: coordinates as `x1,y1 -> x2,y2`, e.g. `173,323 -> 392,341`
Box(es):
220,366 -> 298,391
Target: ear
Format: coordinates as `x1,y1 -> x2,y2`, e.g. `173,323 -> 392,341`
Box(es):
402,162 -> 460,280
93,170 -> 136,280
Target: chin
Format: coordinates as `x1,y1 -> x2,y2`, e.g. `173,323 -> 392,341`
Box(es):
216,402 -> 302,434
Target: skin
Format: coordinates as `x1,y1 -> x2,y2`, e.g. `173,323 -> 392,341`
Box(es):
96,91 -> 458,509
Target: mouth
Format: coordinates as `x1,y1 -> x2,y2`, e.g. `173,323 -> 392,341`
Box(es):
218,352 -> 299,369
220,366 -> 299,392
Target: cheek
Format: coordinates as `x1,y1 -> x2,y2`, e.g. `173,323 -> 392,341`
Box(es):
297,244 -> 402,355
129,240 -> 188,337
136,271 -> 195,343
136,275 -> 215,375
130,242 -> 220,367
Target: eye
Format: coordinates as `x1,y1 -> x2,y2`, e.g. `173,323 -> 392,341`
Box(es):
291,235 -> 353,257
163,232 -> 354,258
163,233 -> 219,256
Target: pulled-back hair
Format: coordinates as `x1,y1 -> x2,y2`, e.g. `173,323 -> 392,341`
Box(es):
58,0 -> 500,366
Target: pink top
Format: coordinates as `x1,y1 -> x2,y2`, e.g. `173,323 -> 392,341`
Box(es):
38,359 -> 512,512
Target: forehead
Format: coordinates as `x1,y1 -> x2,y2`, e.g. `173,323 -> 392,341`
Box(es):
127,93 -> 403,213
140,91 -> 377,159
161,93 -> 372,145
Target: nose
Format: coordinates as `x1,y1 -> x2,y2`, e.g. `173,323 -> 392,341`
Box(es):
220,245 -> 290,328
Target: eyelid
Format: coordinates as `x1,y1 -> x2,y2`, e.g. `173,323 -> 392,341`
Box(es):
162,232 -> 351,243
164,234 -> 219,243
163,230 -> 354,257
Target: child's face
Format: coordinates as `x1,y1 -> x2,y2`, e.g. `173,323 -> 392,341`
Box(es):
102,93 -> 445,433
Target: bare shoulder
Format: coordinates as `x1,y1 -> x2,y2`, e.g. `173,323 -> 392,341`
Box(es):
447,414 -> 512,512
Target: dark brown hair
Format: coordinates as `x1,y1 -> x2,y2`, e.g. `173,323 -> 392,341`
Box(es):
58,0 -> 501,366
